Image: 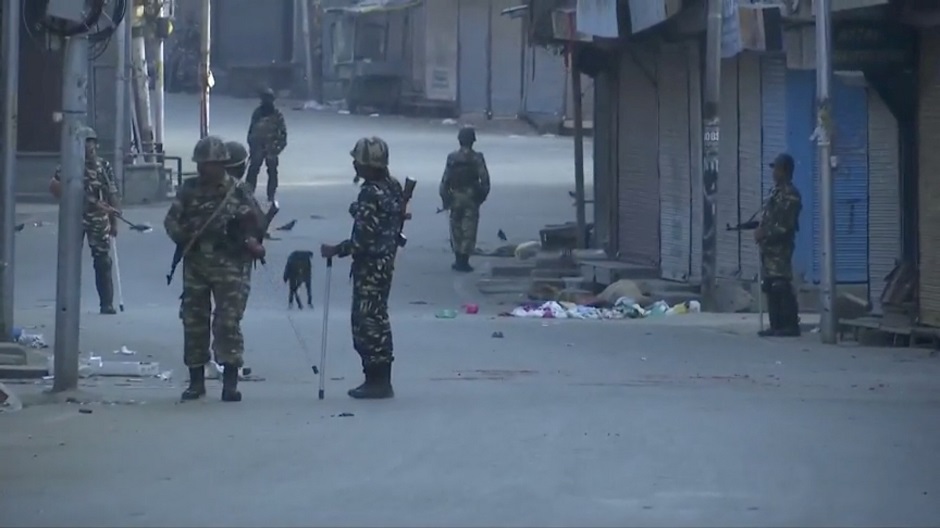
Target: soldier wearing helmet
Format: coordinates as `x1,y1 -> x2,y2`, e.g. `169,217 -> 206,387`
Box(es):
439,125 -> 490,272
48,127 -> 121,314
224,140 -> 250,179
164,135 -> 265,403
245,87 -> 288,202
320,136 -> 405,400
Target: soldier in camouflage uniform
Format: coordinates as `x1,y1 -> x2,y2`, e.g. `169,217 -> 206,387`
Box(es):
756,153 -> 803,338
224,140 -> 249,180
48,129 -> 120,315
440,126 -> 491,272
164,136 -> 265,402
321,137 -> 404,400
246,88 -> 288,202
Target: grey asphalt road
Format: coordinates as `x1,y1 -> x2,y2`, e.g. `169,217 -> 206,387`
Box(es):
2,95 -> 939,528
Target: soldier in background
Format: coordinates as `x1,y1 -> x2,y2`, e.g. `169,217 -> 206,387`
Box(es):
756,153 -> 803,338
48,128 -> 121,315
439,126 -> 490,272
320,137 -> 404,400
245,88 -> 288,203
164,136 -> 265,402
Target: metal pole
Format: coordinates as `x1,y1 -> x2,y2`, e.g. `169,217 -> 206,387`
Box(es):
815,0 -> 837,343
130,25 -> 154,157
701,0 -> 722,311
299,0 -> 315,99
153,2 -> 167,153
114,12 -> 128,196
0,0 -> 20,342
199,0 -> 211,138
53,36 -> 90,393
571,47 -> 587,249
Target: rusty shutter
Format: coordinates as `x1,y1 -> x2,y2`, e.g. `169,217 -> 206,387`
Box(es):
867,90 -> 901,314
616,46 -> 660,267
918,29 -> 940,326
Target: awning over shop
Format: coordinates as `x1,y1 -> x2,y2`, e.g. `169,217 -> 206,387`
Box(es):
324,0 -> 422,15
500,4 -> 528,18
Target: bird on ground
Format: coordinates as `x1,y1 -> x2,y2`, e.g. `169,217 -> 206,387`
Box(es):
14,223 -> 24,232
275,219 -> 297,232
497,229 -> 507,242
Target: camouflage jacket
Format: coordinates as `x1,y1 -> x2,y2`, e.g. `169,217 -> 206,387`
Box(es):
247,106 -> 288,154
439,147 -> 491,209
337,175 -> 405,259
759,182 -> 802,247
163,174 -> 264,259
54,157 -> 120,219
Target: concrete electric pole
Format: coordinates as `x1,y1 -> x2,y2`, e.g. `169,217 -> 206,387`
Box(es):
53,35 -> 91,392
701,0 -> 722,311
199,0 -> 211,138
0,0 -> 21,343
814,0 -> 837,344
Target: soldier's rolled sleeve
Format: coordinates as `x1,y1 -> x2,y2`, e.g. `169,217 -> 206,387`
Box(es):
163,197 -> 189,246
337,186 -> 381,258
274,112 -> 288,152
477,154 -> 491,201
439,156 -> 454,201
764,198 -> 800,241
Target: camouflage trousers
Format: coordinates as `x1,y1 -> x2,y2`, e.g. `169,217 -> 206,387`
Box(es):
83,213 -> 111,263
246,148 -> 279,200
179,253 -> 251,368
350,256 -> 396,368
760,241 -> 795,280
449,205 -> 480,256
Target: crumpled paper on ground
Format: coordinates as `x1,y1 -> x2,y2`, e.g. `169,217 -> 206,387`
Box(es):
507,297 -> 701,320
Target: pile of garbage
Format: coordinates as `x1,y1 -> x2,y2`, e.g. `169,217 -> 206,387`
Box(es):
506,297 -> 701,320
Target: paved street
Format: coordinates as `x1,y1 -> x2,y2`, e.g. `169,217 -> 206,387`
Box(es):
2,95 -> 940,527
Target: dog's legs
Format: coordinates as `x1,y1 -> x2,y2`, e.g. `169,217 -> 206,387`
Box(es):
305,277 -> 313,308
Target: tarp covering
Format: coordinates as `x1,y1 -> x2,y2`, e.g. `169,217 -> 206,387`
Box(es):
325,0 -> 422,15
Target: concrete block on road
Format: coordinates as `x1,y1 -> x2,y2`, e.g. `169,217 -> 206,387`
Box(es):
0,342 -> 28,366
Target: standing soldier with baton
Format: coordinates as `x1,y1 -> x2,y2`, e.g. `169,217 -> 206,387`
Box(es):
320,137 -> 415,399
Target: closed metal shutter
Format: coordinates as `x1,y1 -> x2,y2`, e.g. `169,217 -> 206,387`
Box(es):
716,56 -> 740,278
457,0 -> 489,114
617,47 -> 660,267
489,0 -> 522,116
658,43 -> 693,281
867,90 -> 901,314
689,42 -> 704,283
785,69 -> 817,283
737,53 -> 764,282
813,78 -> 869,283
918,30 -> 940,326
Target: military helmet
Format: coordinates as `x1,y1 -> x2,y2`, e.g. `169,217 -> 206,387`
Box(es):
458,126 -> 476,145
191,135 -> 230,163
350,136 -> 389,169
85,127 -> 98,141
224,140 -> 249,167
259,87 -> 276,99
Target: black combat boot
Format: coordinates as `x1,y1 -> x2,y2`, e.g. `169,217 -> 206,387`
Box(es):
347,364 -> 394,399
453,254 -> 474,273
181,367 -> 206,400
221,364 -> 243,402
94,258 -> 117,314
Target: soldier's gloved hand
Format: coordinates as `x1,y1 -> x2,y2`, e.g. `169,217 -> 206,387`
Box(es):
754,227 -> 765,242
320,244 -> 339,259
110,221 -> 118,238
245,237 -> 265,260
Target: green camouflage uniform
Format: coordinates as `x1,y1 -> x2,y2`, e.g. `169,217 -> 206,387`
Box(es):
331,137 -> 404,399
758,181 -> 802,280
246,90 -> 288,201
164,138 -> 264,371
53,155 -> 120,312
440,147 -> 490,256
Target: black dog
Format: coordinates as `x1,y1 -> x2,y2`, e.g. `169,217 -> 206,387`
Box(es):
283,250 -> 314,310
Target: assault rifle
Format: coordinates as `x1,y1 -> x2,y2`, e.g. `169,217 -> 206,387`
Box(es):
726,210 -> 760,232
398,177 -> 417,247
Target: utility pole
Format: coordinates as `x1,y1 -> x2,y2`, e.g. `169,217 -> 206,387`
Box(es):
0,0 -> 20,342
299,0 -> 316,99
52,36 -> 90,393
199,0 -> 211,138
815,0 -> 837,344
130,13 -> 155,157
570,47 -> 587,249
701,0 -> 722,311
114,8 -> 128,194
152,1 -> 168,154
